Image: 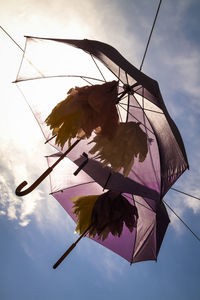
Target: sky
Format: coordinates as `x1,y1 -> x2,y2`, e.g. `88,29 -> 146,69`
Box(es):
0,0 -> 200,299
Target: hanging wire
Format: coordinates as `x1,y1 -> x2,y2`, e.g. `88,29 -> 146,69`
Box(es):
140,0 -> 163,71
171,187 -> 200,201
165,187 -> 200,242
0,25 -> 24,52
163,200 -> 200,242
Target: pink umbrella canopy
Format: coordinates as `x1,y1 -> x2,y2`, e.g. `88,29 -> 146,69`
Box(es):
15,37 -> 189,265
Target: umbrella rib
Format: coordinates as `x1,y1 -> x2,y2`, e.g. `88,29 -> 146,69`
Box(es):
124,71 -> 130,121
14,74 -> 106,84
90,54 -> 126,86
125,93 -> 130,122
118,93 -> 128,100
50,180 -> 96,195
90,54 -> 107,82
125,194 -> 153,211
119,102 -> 164,114
130,195 -> 137,264
117,103 -> 154,134
80,76 -> 95,85
141,87 -> 160,190
90,53 -> 125,86
163,200 -> 200,242
128,90 -> 160,190
132,89 -> 157,105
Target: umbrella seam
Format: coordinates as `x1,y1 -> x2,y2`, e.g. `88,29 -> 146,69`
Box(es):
133,222 -> 156,261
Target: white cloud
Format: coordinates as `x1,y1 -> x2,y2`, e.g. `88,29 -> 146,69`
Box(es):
184,196 -> 200,215
181,184 -> 200,215
159,45 -> 200,115
0,138 -> 75,235
0,173 -> 20,221
0,150 -> 44,226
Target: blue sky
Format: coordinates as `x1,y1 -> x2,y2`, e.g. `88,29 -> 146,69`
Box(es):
0,0 -> 200,299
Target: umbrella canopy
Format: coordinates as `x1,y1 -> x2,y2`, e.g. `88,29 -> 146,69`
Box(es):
15,36 -> 189,264
47,155 -> 170,263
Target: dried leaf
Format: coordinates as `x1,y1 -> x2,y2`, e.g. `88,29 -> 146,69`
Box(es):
89,122 -> 148,176
45,81 -> 119,148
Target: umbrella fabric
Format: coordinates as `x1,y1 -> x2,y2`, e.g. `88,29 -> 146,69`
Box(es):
15,37 -> 189,200
72,191 -> 139,241
15,37 -> 188,263
47,155 -> 169,263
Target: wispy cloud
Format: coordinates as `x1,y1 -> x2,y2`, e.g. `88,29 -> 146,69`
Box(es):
77,237 -> 125,280
0,145 -> 45,226
0,173 -> 19,221
0,145 -> 75,243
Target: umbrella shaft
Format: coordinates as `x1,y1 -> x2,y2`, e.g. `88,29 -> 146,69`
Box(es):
53,225 -> 92,269
51,139 -> 81,169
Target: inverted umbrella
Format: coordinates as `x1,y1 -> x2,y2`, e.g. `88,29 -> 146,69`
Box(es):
14,37 -> 189,265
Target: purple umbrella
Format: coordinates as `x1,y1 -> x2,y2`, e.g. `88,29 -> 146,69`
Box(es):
15,37 -> 188,266
47,154 -> 170,266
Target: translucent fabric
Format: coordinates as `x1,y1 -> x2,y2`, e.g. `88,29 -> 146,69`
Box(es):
15,37 -> 188,263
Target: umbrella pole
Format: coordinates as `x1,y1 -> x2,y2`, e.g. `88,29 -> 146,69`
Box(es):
53,225 -> 91,269
15,139 -> 81,196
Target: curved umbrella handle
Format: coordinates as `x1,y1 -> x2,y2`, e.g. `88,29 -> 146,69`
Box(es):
15,139 -> 81,197
15,167 -> 53,196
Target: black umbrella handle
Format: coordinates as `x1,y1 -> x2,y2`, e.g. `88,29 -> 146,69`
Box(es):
15,167 -> 54,196
15,139 -> 81,197
53,225 -> 92,269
